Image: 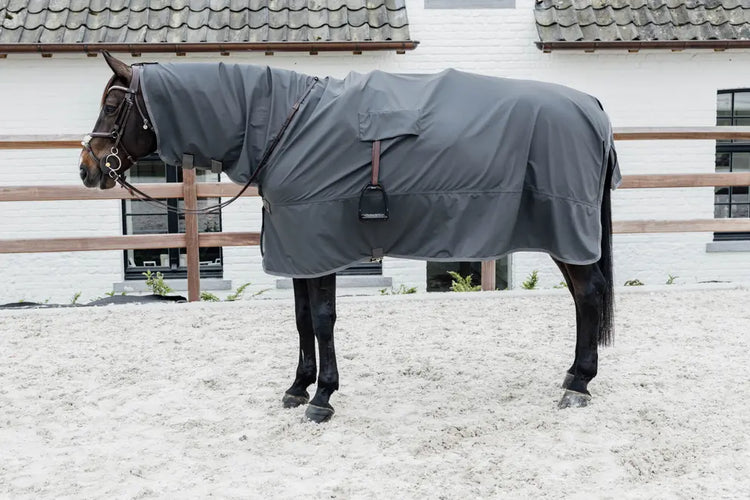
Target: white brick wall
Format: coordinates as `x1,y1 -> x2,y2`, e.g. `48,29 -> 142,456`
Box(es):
1,0 -> 749,303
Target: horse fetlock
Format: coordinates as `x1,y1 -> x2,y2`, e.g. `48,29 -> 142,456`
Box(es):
561,372 -> 575,389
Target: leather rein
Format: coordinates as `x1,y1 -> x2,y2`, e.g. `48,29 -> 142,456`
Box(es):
83,65 -> 319,215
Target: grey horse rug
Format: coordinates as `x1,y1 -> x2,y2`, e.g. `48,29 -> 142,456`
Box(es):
141,63 -> 621,278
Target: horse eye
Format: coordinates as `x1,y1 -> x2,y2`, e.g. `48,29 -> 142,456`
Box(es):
104,104 -> 117,114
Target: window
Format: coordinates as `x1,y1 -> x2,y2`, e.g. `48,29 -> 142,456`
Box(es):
715,90 -> 750,240
426,258 -> 509,291
122,157 -> 223,279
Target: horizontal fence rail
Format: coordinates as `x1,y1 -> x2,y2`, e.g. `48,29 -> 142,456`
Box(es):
2,127 -> 749,295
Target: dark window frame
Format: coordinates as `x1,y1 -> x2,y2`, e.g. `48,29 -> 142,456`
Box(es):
715,89 -> 750,241
121,157 -> 224,280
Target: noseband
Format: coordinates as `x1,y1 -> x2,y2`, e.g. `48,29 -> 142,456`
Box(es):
82,65 -> 151,180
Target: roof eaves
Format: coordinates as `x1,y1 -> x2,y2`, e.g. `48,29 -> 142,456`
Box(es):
536,39 -> 750,52
0,40 -> 420,55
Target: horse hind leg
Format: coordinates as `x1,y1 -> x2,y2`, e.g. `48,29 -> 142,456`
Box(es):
303,273 -> 339,423
554,259 -> 579,390
554,260 -> 608,409
282,278 -> 318,409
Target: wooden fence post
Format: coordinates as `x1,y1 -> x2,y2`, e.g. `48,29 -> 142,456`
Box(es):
182,169 -> 200,302
481,260 -> 496,291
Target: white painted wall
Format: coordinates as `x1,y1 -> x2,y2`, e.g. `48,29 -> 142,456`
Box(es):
1,0 -> 749,303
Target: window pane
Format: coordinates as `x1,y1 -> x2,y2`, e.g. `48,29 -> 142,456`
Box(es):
731,204 -> 749,218
125,199 -> 167,216
130,161 -> 166,183
731,152 -> 750,172
177,199 -> 222,233
716,152 -> 730,172
734,92 -> 750,115
715,204 -> 730,218
717,93 -> 732,117
126,214 -> 169,234
126,249 -> 169,268
178,247 -> 222,267
731,186 -> 749,203
715,187 -> 729,203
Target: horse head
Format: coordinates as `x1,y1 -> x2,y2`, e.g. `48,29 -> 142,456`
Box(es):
79,51 -> 157,189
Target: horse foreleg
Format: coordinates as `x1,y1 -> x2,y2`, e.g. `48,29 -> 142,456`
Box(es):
555,261 -> 606,408
282,278 -> 318,408
304,273 -> 339,423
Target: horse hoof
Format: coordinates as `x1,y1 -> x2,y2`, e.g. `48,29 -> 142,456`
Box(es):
561,372 -> 574,389
282,391 -> 309,408
305,404 -> 335,423
558,389 -> 592,409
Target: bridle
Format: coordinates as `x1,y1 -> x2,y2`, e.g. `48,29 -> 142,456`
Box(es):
83,64 -> 319,215
82,65 -> 151,179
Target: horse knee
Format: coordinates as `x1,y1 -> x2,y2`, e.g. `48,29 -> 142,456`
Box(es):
311,304 -> 336,338
573,273 -> 606,308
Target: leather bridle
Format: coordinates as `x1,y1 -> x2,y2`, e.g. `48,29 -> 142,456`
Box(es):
83,64 -> 319,216
82,65 -> 151,180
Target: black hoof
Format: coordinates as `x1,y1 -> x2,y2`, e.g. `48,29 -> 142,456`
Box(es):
558,389 -> 592,409
561,372 -> 574,389
305,404 -> 335,423
282,391 -> 309,408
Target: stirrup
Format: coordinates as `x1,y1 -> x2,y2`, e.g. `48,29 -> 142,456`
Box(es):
358,183 -> 389,221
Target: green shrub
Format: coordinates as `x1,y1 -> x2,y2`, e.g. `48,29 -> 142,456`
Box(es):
227,282 -> 251,301
448,271 -> 481,292
666,274 -> 678,285
143,270 -> 173,296
522,270 -> 539,290
379,284 -> 418,295
200,292 -> 220,302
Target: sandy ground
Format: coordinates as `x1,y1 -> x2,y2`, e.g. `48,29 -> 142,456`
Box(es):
1,286 -> 748,499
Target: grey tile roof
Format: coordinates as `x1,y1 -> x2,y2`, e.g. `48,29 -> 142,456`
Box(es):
0,0 -> 412,48
536,0 -> 750,45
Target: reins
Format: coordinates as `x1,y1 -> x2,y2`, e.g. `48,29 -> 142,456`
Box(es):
85,66 -> 319,215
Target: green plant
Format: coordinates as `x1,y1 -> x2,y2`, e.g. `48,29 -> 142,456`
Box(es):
227,282 -> 251,301
380,284 -> 418,295
666,274 -> 678,285
71,291 -> 82,304
553,281 -> 568,289
200,292 -> 220,302
624,279 -> 644,286
143,270 -> 173,296
447,271 -> 481,292
521,270 -> 539,290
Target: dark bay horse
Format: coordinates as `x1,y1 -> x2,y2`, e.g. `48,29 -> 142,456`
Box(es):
79,52 -> 616,422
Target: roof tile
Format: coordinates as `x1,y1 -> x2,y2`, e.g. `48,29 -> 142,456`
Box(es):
0,0 -> 413,47
536,0 -> 750,43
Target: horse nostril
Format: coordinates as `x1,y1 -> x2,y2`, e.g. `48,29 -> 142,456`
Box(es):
79,166 -> 88,181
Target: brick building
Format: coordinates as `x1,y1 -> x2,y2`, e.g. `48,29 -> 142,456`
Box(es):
1,0 -> 749,302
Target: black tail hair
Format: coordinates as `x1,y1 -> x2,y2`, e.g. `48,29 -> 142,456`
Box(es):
597,154 -> 615,346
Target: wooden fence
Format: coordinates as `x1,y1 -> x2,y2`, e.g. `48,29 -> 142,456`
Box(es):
2,128 -> 750,298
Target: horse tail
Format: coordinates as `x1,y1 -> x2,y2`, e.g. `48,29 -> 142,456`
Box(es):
597,149 -> 616,347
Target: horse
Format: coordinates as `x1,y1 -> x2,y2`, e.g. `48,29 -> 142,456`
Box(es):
79,52 -> 619,422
